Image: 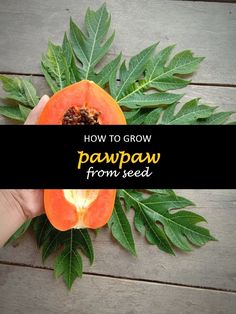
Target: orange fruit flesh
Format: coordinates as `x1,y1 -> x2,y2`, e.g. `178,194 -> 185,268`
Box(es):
39,81 -> 126,231
44,189 -> 116,231
38,80 -> 126,125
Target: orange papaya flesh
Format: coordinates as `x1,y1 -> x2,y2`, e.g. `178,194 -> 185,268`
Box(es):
38,80 -> 126,125
44,189 -> 116,231
38,80 -> 126,231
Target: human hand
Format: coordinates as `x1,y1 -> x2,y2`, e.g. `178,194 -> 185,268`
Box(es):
13,95 -> 50,219
25,94 -> 49,125
0,95 -> 49,246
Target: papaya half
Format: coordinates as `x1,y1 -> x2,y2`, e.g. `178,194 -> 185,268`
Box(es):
38,80 -> 126,231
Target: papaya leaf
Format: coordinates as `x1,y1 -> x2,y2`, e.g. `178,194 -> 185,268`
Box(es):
61,229 -> 94,265
70,4 -> 115,80
119,91 -> 183,109
120,190 -> 216,253
0,75 -> 39,115
32,215 -> 94,275
125,108 -> 162,125
41,42 -> 70,92
115,43 -> 157,101
19,105 -> 31,120
32,215 -> 55,248
195,111 -> 235,125
5,220 -> 32,246
160,99 -> 216,125
0,75 -> 39,108
0,3 -> 225,290
93,53 -> 122,88
134,203 -> 174,255
143,108 -> 162,124
54,229 -> 83,290
0,105 -> 24,122
145,189 -> 176,196
108,195 -> 136,256
126,109 -> 148,125
112,48 -> 203,106
41,226 -> 63,263
145,49 -> 203,92
62,33 -> 81,83
41,63 -> 59,94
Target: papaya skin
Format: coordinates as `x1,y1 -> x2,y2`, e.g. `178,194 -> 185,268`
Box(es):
37,80 -> 126,125
39,80 -> 126,231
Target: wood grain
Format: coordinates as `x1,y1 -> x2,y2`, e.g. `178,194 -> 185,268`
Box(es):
1,75 -> 236,125
0,264 -> 236,314
0,79 -> 236,290
0,0 -> 235,84
0,1 -> 235,311
1,190 -> 236,291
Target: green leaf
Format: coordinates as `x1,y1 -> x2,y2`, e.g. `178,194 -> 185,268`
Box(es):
41,42 -> 70,91
41,227 -> 62,262
5,220 -> 31,246
143,196 -> 215,251
149,76 -> 190,92
63,229 -> 94,264
143,108 -> 162,124
124,109 -> 140,120
32,215 -> 54,248
0,75 -> 39,108
160,99 -> 216,125
146,45 -> 176,80
62,33 -> 81,83
145,189 -> 176,196
32,214 -> 93,288
115,43 -> 157,101
108,196 -> 136,255
69,18 -> 88,69
20,79 -> 39,108
134,203 -> 174,254
54,229 -> 83,289
125,107 -> 163,125
70,4 -> 115,80
167,50 -> 204,75
114,47 -> 202,106
121,190 -> 215,253
0,3 -> 222,290
142,193 -> 195,212
32,215 -> 66,262
119,91 -> 183,109
93,53 -> 122,88
126,110 -> 148,125
145,45 -> 191,91
41,63 -> 59,94
0,74 -> 35,122
196,111 -> 235,125
19,105 -> 31,120
0,105 -> 24,121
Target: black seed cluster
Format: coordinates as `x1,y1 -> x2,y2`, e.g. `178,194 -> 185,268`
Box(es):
62,107 -> 100,125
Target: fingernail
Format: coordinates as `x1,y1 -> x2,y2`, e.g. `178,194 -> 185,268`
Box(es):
40,95 -> 50,102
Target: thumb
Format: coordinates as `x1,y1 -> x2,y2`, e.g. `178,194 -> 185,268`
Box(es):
25,95 -> 49,125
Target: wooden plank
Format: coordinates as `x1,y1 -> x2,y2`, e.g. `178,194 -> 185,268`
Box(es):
0,190 -> 236,291
0,77 -> 236,289
0,75 -> 236,125
0,0 -> 235,84
0,265 -> 235,314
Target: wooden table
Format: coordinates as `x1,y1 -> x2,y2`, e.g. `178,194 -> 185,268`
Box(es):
0,1 -> 236,313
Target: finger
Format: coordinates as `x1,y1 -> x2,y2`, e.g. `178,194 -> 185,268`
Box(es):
25,95 -> 50,125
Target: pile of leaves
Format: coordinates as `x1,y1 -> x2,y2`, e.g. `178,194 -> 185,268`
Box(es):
0,4 -> 234,289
